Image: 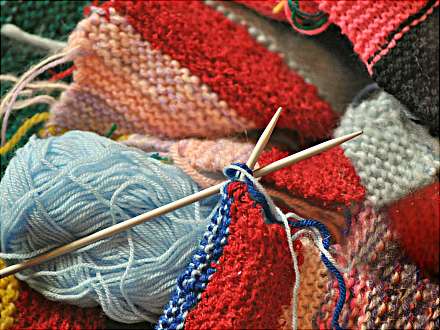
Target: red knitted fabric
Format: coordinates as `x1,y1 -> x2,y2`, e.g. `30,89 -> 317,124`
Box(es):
235,0 -> 286,21
259,147 -> 365,207
388,182 -> 439,274
110,0 -> 338,140
12,283 -> 104,330
316,0 -> 428,68
185,182 -> 302,329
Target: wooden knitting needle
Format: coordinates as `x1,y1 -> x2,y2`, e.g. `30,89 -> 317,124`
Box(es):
246,106 -> 282,169
0,127 -> 362,278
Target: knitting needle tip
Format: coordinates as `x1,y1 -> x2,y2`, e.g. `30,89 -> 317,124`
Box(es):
246,107 -> 282,169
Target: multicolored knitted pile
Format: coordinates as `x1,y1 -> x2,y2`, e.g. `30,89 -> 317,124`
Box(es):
0,1 -> 438,329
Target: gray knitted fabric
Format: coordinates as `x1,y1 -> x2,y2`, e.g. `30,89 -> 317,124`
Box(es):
334,91 -> 439,208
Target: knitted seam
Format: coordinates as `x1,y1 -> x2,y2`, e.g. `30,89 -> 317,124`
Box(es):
156,182 -> 234,329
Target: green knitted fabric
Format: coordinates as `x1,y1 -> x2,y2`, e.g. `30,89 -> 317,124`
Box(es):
0,0 -> 88,178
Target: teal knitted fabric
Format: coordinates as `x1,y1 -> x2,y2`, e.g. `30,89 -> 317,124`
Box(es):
0,0 -> 88,178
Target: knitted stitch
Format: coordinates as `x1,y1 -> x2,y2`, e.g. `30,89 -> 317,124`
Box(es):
316,0 -> 430,70
0,0 -> 87,178
372,8 -> 439,136
0,259 -> 19,330
108,0 -> 337,139
258,146 -> 366,207
181,182 -> 300,329
388,182 -> 439,275
206,0 -> 371,115
334,91 -> 439,208
315,205 -> 440,329
50,8 -> 249,139
296,239 -> 329,330
11,282 -> 104,330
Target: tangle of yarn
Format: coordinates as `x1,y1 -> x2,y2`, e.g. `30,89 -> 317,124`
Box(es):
0,131 -> 216,323
0,47 -> 79,146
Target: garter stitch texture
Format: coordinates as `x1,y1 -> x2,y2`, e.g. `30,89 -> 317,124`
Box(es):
334,90 -> 439,208
49,0 -> 339,140
236,0 -> 439,135
315,0 -> 439,136
11,282 -> 104,330
258,147 -> 366,208
0,259 -> 19,330
205,0 -> 371,115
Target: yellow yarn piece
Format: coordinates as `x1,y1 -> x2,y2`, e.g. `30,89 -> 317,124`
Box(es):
272,0 -> 286,14
0,259 -> 19,330
0,112 -> 49,155
38,124 -> 67,138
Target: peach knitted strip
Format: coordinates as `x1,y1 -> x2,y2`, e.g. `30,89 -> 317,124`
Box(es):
50,9 -> 251,138
296,239 -> 329,330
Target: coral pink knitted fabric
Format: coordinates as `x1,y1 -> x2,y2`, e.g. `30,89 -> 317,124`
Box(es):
110,0 -> 338,139
185,182 -> 301,329
259,146 -> 366,207
316,0 -> 429,69
388,182 -> 439,274
236,0 -> 321,20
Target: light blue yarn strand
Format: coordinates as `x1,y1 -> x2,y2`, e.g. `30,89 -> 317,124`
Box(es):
0,131 -> 216,324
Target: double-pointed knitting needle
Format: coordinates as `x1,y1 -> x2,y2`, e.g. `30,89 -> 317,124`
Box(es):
0,110 -> 362,278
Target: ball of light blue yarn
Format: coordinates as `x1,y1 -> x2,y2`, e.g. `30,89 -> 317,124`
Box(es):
0,131 -> 214,323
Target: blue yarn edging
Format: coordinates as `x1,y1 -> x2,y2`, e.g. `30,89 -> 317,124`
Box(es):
157,163 -> 347,330
156,164 -> 258,330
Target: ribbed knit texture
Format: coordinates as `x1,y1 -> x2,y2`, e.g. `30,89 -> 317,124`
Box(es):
334,91 -> 439,208
388,182 -> 439,275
